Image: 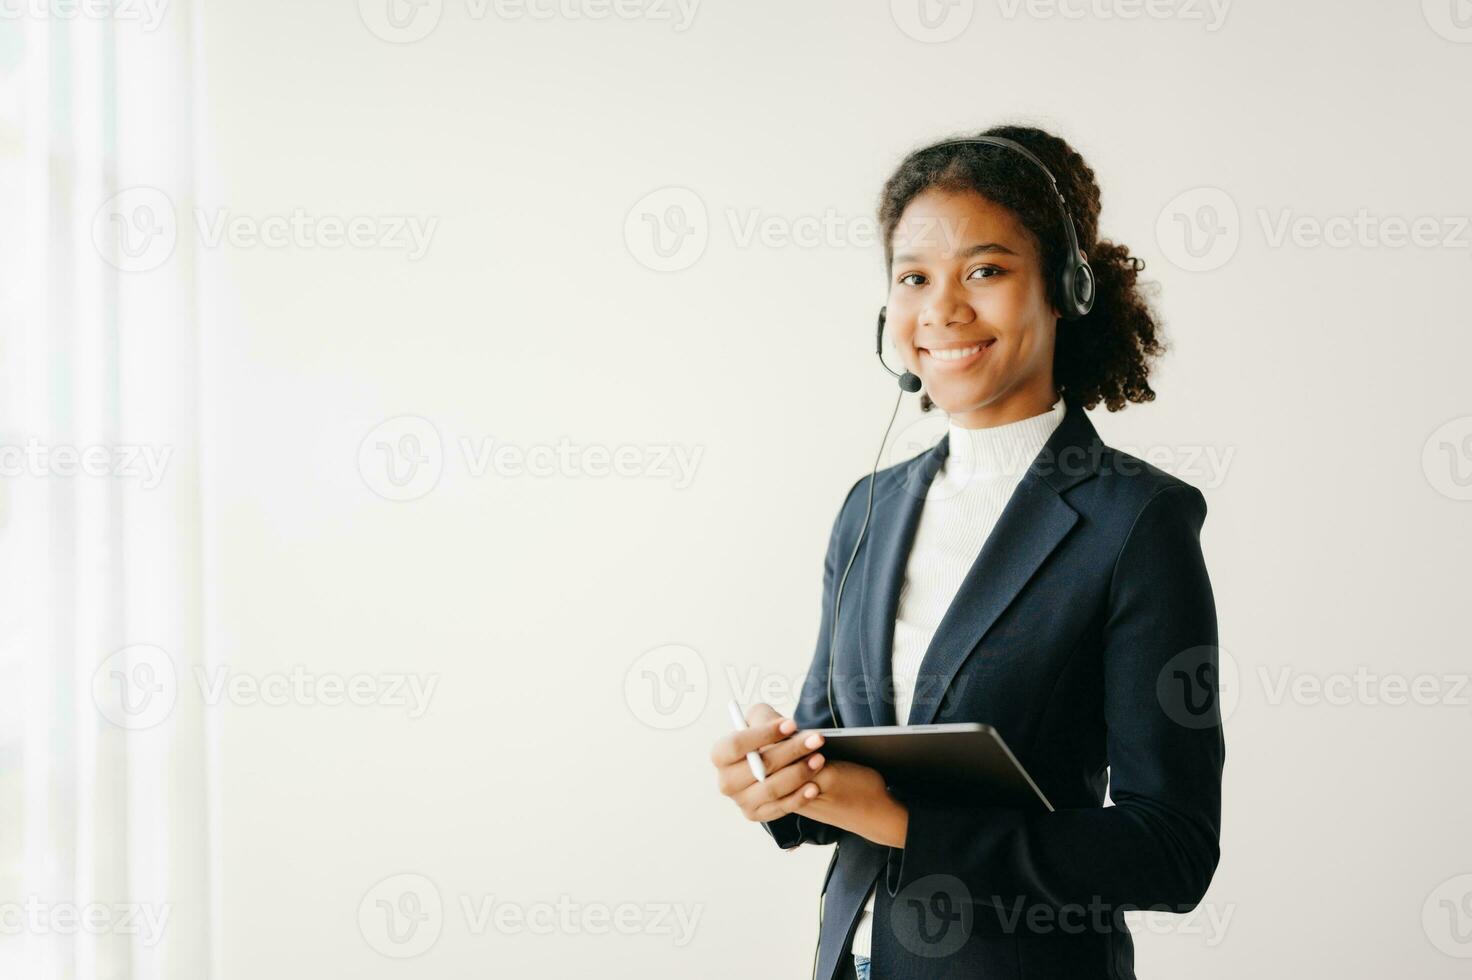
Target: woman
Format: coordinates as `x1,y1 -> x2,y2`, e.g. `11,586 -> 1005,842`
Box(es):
709,124 -> 1224,979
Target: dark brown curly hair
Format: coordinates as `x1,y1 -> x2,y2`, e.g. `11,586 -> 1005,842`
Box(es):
879,123 -> 1165,413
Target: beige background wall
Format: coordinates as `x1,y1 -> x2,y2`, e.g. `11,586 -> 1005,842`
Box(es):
192,1 -> 1472,976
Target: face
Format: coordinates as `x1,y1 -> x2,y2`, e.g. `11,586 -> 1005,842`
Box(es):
886,187 -> 1062,428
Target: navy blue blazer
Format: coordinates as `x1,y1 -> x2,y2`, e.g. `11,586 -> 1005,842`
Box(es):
762,395 -> 1224,980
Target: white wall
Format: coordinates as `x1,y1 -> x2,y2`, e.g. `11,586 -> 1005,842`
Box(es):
194,1 -> 1472,976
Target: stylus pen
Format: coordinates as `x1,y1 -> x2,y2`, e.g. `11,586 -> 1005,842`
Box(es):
726,698 -> 767,783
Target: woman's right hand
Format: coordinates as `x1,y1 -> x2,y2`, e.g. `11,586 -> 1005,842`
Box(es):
710,701 -> 827,823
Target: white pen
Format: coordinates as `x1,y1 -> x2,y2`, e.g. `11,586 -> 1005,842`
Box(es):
726,698 -> 768,783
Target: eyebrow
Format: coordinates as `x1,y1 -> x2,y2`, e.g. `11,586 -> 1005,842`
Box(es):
892,242 -> 1019,264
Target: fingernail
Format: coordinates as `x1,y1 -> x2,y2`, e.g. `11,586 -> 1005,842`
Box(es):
804,734 -> 823,749
809,754 -> 824,769
779,719 -> 796,734
804,784 -> 819,799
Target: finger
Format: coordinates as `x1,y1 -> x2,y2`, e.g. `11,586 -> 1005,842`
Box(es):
746,702 -> 799,743
717,733 -> 823,797
750,772 -> 825,822
736,751 -> 825,818
709,716 -> 788,768
745,702 -> 782,726
756,728 -> 826,774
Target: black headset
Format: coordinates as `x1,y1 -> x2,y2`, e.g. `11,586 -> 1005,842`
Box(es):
827,135 -> 1092,727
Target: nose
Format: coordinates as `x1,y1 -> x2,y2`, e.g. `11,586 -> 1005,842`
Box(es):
919,276 -> 975,332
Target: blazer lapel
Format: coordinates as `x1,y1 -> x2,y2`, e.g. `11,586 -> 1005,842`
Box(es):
857,397 -> 1106,729
857,445 -> 945,728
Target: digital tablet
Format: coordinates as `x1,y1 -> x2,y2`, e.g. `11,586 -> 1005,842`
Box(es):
813,723 -> 1053,811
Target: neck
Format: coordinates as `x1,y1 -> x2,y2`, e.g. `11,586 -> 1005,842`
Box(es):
942,391 -> 1065,479
947,381 -> 1061,429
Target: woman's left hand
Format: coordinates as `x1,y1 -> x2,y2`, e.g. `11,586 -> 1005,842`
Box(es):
788,753 -> 909,849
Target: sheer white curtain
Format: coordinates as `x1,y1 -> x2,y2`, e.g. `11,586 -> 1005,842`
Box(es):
0,5 -> 213,979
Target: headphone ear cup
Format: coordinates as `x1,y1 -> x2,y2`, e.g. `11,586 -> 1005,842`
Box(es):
1060,261 -> 1095,319
1072,262 -> 1095,317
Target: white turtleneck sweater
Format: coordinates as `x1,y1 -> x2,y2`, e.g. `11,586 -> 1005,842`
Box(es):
849,395 -> 1066,960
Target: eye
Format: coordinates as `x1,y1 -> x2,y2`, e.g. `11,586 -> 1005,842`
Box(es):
898,272 -> 926,287
969,265 -> 1003,280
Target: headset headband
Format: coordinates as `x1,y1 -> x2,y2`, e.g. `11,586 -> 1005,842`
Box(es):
895,134 -> 1095,319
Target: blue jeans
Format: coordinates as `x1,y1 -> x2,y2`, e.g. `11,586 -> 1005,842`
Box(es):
853,953 -> 871,979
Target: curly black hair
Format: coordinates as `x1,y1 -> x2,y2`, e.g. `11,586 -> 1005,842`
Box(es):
878,123 -> 1165,413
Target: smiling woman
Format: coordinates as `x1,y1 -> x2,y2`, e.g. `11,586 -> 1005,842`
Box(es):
878,125 -> 1165,425
712,124 -> 1224,980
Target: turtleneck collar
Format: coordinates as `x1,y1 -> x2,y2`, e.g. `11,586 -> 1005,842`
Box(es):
942,395 -> 1067,481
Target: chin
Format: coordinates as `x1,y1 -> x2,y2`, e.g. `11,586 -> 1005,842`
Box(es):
924,385 -> 996,413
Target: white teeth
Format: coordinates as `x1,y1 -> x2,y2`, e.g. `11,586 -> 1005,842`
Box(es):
926,343 -> 984,361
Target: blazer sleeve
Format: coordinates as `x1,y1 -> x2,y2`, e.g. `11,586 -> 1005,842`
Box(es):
883,483 -> 1225,911
762,476 -> 866,851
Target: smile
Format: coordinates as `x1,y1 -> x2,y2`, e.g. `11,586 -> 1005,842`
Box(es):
919,339 -> 996,367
